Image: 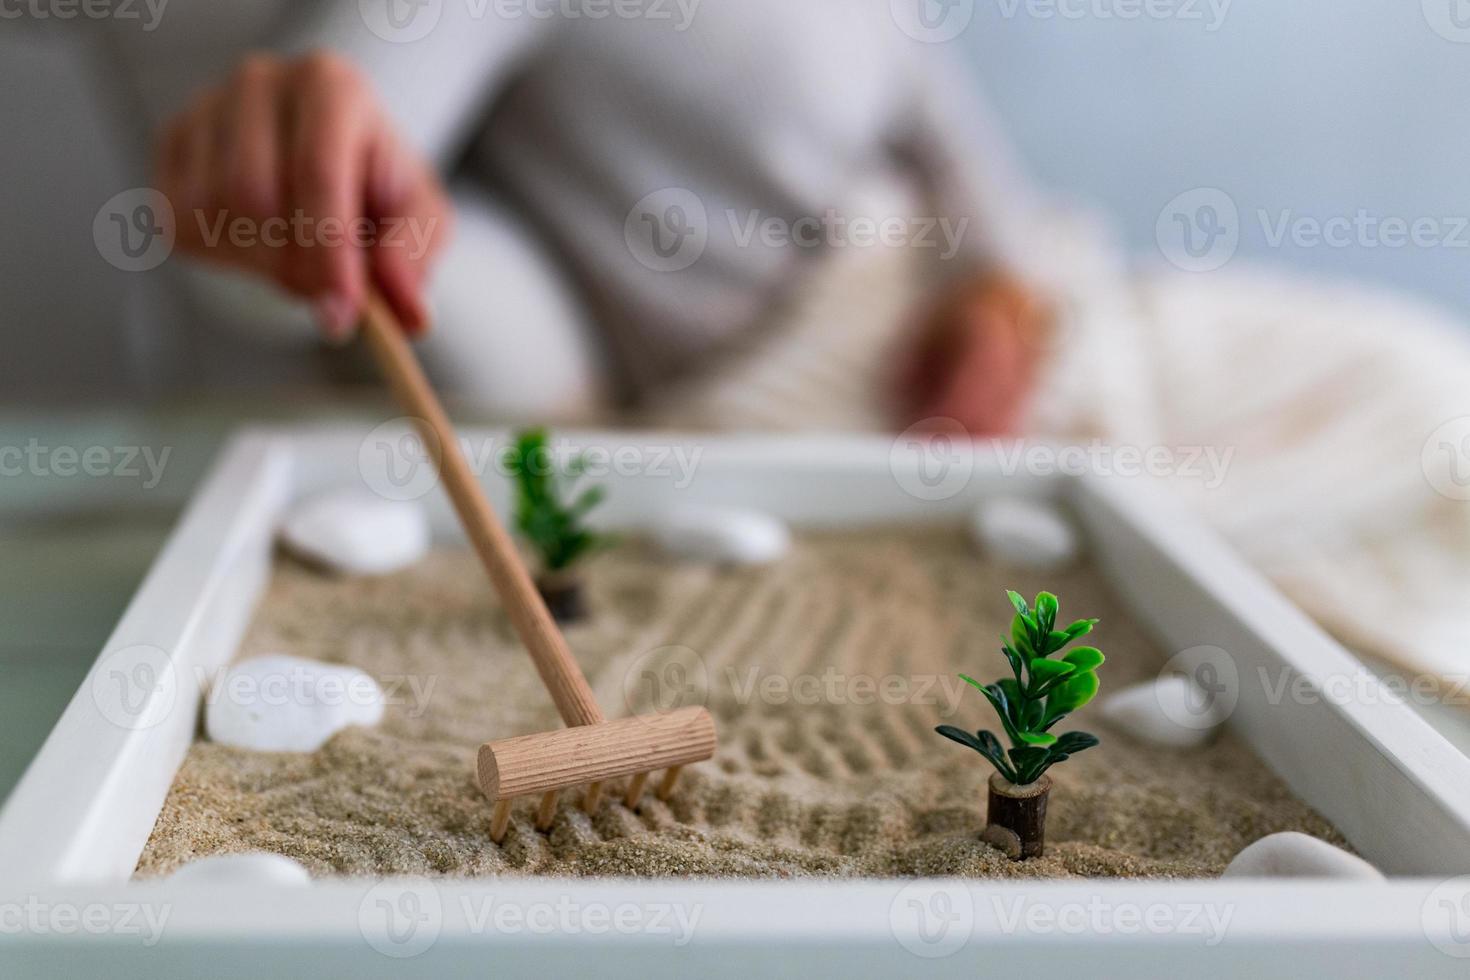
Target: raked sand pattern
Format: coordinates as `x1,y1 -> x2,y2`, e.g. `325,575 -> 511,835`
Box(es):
136,528 -> 1345,879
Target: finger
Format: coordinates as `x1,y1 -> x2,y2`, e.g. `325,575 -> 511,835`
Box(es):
365,132 -> 422,331
220,55 -> 285,222
370,228 -> 427,334
187,57 -> 290,283
287,52 -> 374,338
168,93 -> 224,250
367,134 -> 450,335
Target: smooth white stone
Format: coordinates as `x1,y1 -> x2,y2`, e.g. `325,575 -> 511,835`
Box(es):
1223,832 -> 1384,880
970,497 -> 1079,570
205,654 -> 385,753
652,506 -> 791,566
1099,675 -> 1228,748
280,490 -> 430,576
169,852 -> 312,887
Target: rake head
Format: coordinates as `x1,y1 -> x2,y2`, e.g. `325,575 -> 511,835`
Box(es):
478,705 -> 717,842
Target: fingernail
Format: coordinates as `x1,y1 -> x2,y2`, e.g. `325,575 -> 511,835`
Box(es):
315,293 -> 357,343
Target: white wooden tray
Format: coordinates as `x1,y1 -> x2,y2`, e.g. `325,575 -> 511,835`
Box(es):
4,426 -> 1470,977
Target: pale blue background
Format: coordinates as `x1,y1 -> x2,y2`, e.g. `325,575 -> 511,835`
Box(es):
962,0 -> 1470,316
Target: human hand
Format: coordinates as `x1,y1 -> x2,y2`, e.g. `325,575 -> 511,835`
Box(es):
156,51 -> 452,339
894,271 -> 1052,436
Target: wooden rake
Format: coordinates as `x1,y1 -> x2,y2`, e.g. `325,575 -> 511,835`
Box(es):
358,294 -> 717,844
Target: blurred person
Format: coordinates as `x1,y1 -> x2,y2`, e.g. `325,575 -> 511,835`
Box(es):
144,1 -> 1051,432
101,1 -> 1470,694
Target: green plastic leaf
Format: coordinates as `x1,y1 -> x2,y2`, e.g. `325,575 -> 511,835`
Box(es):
1020,696 -> 1046,732
570,485 -> 606,518
1008,745 -> 1052,783
1013,728 -> 1058,747
1006,590 -> 1030,617
1044,669 -> 1100,722
959,673 -> 986,693
1034,592 -> 1059,634
1062,646 -> 1105,672
937,726 -> 1016,781
982,683 -> 1029,747
1064,618 -> 1099,640
1010,614 -> 1034,657
975,730 -> 1014,778
1000,645 -> 1024,682
1044,731 -> 1100,769
934,725 -> 985,753
1050,731 -> 1100,756
1027,658 -> 1077,695
980,681 -> 1010,716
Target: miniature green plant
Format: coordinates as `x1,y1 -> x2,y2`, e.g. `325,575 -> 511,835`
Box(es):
506,428 -> 609,573
936,590 -> 1104,786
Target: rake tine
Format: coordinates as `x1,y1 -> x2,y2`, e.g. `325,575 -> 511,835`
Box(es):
536,790 -> 561,831
490,801 -> 513,844
623,772 -> 650,810
656,766 -> 684,801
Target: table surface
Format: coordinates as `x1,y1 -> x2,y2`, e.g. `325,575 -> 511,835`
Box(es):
3,408 -> 1468,808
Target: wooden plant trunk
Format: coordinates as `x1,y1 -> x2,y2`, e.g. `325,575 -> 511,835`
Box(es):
536,573 -> 586,624
982,773 -> 1052,860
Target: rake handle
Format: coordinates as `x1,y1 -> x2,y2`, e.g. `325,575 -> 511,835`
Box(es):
358,293 -> 606,729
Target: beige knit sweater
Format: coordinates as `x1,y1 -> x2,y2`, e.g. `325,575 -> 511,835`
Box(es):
464,4 -> 1039,395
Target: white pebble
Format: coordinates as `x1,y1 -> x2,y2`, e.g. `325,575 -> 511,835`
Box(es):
1099,675 -> 1228,749
1223,832 -> 1384,880
652,506 -> 791,566
970,497 -> 1079,570
206,654 -> 385,753
280,490 -> 429,576
169,852 -> 312,887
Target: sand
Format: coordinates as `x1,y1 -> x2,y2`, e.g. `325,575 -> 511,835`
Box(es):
134,528 -> 1346,880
